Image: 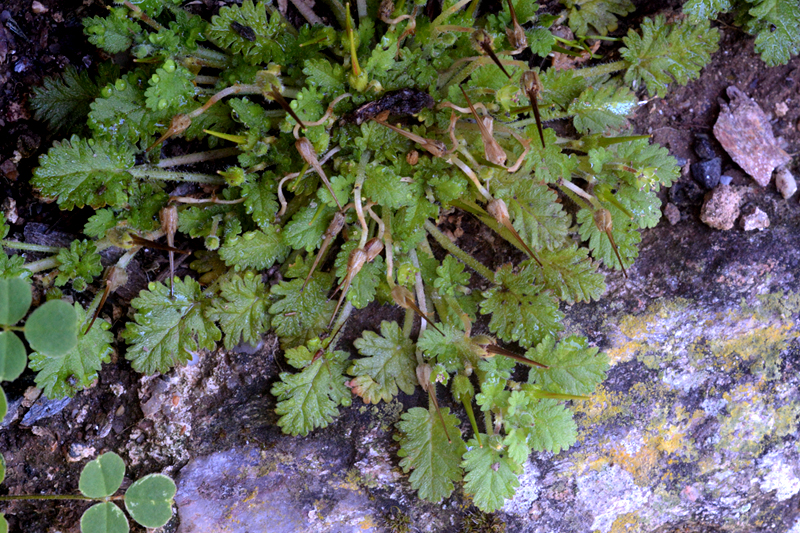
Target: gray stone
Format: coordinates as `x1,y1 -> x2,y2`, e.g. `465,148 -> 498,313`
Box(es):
692,157 -> 722,189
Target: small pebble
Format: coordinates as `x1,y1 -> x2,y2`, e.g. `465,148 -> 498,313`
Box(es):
31,1 -> 47,14
66,443 -> 97,463
719,175 -> 733,186
700,185 -> 742,230
775,102 -> 789,117
693,133 -> 716,160
691,157 -> 721,189
740,207 -> 770,231
664,203 -> 681,225
774,166 -> 797,199
714,86 -> 790,187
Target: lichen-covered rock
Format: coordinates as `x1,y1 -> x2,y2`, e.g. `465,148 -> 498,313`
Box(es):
700,184 -> 743,230
713,86 -> 791,187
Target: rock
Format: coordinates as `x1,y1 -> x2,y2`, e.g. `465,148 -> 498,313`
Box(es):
693,133 -> 716,160
700,185 -> 742,230
669,179 -> 704,208
740,207 -> 770,231
176,446 -> 383,533
719,175 -> 733,186
775,166 -> 797,199
713,86 -> 791,187
664,203 -> 680,225
691,157 -> 721,189
20,396 -> 71,426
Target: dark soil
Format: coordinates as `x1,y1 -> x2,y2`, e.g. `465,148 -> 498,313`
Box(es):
0,1 -> 798,532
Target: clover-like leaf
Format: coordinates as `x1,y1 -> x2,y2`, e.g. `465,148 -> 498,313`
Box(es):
0,332 -> 27,383
124,474 -> 177,528
79,452 -> 125,498
24,299 -> 78,358
563,0 -> 635,36
269,274 -> 335,349
0,387 -> 6,425
80,502 -> 129,533
0,277 -> 31,325
534,247 -> 606,304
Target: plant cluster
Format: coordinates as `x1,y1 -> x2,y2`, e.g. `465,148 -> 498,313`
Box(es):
2,0 -> 724,513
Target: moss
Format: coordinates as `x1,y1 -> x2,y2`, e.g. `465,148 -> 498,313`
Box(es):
382,507 -> 411,533
461,509 -> 507,533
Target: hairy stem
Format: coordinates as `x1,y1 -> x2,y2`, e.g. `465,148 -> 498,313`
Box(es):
128,168 -> 226,185
23,257 -> 60,274
354,151 -> 371,249
157,148 -> 240,168
0,241 -> 61,253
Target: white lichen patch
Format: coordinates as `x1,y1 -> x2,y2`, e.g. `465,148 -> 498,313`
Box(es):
758,449 -> 800,501
502,460 -> 541,515
661,367 -> 709,392
576,465 -> 651,533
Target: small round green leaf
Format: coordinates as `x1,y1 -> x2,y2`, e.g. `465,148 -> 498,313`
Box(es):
0,512 -> 7,533
0,451 -> 6,485
24,299 -> 78,357
80,502 -> 129,533
124,474 -> 176,528
79,452 -> 126,498
0,385 -> 6,422
0,331 -> 27,382
0,278 -> 32,325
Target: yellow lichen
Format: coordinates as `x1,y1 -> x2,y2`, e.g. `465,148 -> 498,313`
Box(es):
606,512 -> 643,533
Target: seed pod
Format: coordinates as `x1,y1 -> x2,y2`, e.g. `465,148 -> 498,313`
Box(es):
85,265 -> 128,335
505,0 -> 527,51
471,29 -> 511,78
364,237 -> 384,262
470,334 -> 548,368
593,207 -> 628,278
160,205 -> 179,297
521,70 -> 545,148
487,198 -> 542,265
